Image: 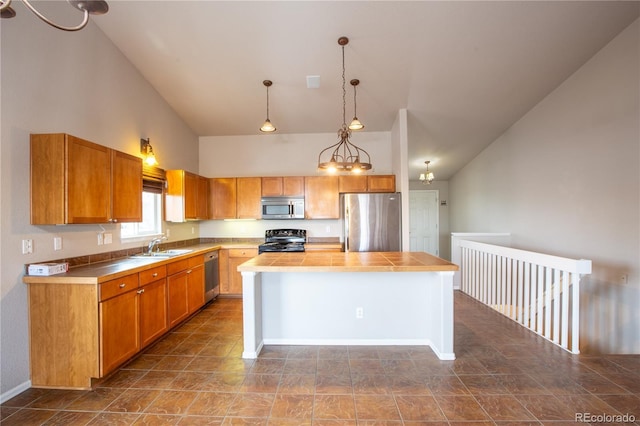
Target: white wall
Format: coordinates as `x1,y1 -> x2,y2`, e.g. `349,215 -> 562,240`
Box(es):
0,10 -> 199,397
450,20 -> 639,353
198,131 -> 393,240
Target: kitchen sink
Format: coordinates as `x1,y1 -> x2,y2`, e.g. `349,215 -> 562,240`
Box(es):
131,248 -> 193,259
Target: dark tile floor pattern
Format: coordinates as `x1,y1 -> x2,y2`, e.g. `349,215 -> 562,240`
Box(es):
2,291 -> 639,425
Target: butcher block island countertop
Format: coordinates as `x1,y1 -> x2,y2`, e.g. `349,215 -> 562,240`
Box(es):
238,251 -> 458,273
238,251 -> 459,361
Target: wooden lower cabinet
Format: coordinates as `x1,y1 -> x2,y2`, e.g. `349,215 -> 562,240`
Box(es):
219,248 -> 258,296
139,278 -> 169,348
167,255 -> 205,327
26,255 -> 205,389
99,289 -> 140,376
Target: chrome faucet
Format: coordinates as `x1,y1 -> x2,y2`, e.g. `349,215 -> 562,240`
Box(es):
147,235 -> 167,254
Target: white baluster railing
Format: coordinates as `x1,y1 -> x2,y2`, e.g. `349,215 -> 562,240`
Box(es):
458,239 -> 591,354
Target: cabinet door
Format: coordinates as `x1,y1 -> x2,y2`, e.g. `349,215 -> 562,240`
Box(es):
139,279 -> 168,348
30,133 -> 66,224
228,257 -> 247,295
237,177 -> 262,219
368,175 -> 396,193
187,263 -> 205,314
111,150 -> 143,223
339,175 -> 368,193
67,135 -> 112,223
99,290 -> 140,376
261,177 -> 283,196
184,172 -> 198,220
283,176 -> 305,196
304,176 -> 340,219
197,176 -> 209,219
209,178 -> 237,219
167,271 -> 189,328
218,249 -> 230,294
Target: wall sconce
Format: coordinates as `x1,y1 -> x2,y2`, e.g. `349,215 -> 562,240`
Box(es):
419,160 -> 434,184
140,138 -> 158,167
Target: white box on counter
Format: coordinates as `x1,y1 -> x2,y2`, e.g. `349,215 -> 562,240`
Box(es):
28,262 -> 69,276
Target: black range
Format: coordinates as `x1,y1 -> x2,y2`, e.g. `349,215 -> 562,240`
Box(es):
258,229 -> 306,254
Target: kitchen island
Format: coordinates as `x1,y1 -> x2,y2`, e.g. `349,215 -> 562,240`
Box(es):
237,251 -> 459,360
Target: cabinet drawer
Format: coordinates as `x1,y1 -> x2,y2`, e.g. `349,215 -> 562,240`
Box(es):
188,254 -> 204,268
139,265 -> 167,286
167,259 -> 189,275
229,248 -> 258,258
100,274 -> 139,301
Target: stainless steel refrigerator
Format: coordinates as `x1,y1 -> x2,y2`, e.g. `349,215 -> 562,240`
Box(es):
342,193 -> 402,252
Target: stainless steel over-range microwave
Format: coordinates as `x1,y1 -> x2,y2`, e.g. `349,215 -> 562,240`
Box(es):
261,197 -> 305,219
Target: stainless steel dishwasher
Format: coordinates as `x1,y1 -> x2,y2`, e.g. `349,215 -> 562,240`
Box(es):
204,251 -> 220,303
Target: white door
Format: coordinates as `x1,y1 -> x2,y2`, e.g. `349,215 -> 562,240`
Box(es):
409,190 -> 439,255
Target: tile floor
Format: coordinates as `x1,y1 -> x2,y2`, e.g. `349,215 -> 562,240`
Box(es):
2,292 -> 639,425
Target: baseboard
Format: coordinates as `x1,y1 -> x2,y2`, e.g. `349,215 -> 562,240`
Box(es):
0,380 -> 31,404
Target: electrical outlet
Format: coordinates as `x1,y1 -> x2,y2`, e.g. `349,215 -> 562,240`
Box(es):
22,239 -> 33,254
54,237 -> 62,251
166,229 -> 171,238
191,226 -> 195,235
104,232 -> 112,244
356,307 -> 364,319
97,233 -> 104,245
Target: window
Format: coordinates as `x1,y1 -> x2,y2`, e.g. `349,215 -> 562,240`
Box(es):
121,191 -> 163,239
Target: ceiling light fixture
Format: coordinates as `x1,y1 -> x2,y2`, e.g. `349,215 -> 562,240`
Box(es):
260,80 -> 276,133
0,0 -> 109,31
419,161 -> 435,184
348,79 -> 364,131
140,138 -> 158,167
317,36 -> 372,174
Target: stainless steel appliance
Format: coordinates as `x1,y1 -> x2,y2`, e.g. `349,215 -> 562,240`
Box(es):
204,251 -> 219,302
342,193 -> 402,252
258,229 -> 306,254
261,197 -> 305,219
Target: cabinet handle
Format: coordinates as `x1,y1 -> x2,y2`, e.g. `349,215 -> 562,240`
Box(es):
119,283 -> 126,288
152,272 -> 158,277
137,289 -> 145,294
187,269 -> 192,274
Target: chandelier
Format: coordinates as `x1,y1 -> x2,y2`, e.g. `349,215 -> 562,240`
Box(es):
317,36 -> 371,174
419,161 -> 435,184
1,0 -> 108,31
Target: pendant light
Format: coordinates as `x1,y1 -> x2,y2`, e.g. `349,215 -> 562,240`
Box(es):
348,79 -> 364,131
419,161 -> 435,184
260,80 -> 276,133
317,36 -> 372,174
1,0 -> 109,31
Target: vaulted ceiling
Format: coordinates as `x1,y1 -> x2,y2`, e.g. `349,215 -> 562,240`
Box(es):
86,1 -> 638,180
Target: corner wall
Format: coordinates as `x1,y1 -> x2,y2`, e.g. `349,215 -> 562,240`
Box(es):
449,20 -> 639,353
0,10 -> 198,397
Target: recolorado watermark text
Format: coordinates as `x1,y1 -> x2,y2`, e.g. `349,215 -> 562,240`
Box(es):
576,413 -> 636,423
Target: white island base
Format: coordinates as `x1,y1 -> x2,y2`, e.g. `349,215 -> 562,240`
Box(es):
241,264 -> 456,360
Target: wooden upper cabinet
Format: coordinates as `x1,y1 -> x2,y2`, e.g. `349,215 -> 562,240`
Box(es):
30,133 -> 142,225
339,175 -> 368,193
304,176 -> 340,219
210,177 -> 261,219
338,174 -> 396,193
262,176 -> 305,197
237,177 -> 262,219
197,176 -> 209,219
111,150 -> 143,223
165,170 -> 209,222
367,175 -> 396,193
209,177 -> 237,219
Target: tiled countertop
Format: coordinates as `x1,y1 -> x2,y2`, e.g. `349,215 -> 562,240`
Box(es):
237,251 -> 459,273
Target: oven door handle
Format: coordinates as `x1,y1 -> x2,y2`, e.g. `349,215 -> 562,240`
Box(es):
289,203 -> 294,217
